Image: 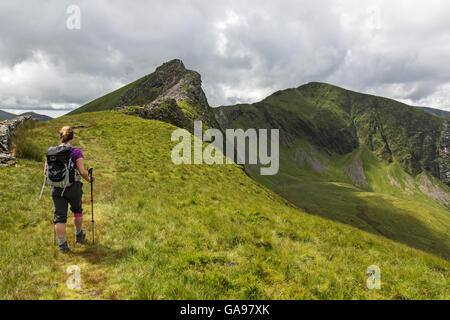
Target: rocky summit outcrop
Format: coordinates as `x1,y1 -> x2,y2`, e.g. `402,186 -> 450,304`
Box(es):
0,115 -> 31,166
71,59 -> 219,131
116,59 -> 218,130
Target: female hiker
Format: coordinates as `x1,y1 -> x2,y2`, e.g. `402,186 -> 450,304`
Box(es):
43,126 -> 94,253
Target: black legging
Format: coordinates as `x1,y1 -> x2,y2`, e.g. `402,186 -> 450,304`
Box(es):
52,181 -> 84,224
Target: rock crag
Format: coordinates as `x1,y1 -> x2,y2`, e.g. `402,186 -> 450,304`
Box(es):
117,59 -> 218,130
0,115 -> 31,166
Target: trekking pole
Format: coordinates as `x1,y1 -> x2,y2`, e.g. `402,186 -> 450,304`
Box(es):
88,168 -> 94,244
53,221 -> 56,246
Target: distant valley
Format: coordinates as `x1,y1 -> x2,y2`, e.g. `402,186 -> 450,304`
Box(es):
0,109 -> 53,121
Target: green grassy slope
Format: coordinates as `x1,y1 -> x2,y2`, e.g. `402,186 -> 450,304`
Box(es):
0,111 -> 449,299
245,141 -> 449,259
216,82 -> 444,178
68,77 -> 147,115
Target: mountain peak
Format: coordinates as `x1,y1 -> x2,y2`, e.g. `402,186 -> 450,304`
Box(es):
70,59 -> 217,130
155,58 -> 186,73
216,80 -> 448,185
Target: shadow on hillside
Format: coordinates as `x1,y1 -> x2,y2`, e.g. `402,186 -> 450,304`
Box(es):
77,243 -> 138,265
274,180 -> 450,260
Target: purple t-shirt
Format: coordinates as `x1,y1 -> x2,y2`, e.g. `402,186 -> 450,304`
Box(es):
72,147 -> 83,169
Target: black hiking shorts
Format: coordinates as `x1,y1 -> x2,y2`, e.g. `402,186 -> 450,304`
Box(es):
52,181 -> 83,224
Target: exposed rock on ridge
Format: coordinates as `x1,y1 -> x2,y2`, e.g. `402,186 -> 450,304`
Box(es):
344,152 -> 367,187
0,115 -> 31,166
118,59 -> 218,130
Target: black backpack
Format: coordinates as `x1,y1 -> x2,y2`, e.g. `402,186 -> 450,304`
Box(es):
45,146 -> 75,192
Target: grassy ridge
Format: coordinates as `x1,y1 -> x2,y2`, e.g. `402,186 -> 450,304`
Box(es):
0,111 -> 448,299
216,82 -> 444,178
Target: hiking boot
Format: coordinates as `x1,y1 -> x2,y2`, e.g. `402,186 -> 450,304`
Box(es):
59,241 -> 70,254
76,230 -> 86,243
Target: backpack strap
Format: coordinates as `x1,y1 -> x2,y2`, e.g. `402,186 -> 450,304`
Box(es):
63,145 -> 79,183
68,146 -> 82,182
61,163 -> 69,197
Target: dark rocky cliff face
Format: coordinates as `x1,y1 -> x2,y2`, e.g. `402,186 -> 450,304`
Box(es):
440,119 -> 450,185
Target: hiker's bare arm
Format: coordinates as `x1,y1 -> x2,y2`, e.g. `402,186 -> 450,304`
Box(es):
76,158 -> 94,182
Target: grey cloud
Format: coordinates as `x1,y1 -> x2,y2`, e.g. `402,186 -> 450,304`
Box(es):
0,0 -> 449,112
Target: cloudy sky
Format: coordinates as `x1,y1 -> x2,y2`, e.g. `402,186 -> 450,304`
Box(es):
1,0 -> 449,117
